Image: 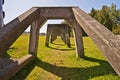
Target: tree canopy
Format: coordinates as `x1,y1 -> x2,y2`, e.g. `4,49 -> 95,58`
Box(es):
89,3 -> 120,32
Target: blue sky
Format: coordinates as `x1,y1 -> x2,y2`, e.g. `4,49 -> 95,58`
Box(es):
3,0 -> 120,33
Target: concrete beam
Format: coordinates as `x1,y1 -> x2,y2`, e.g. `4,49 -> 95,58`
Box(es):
38,7 -> 74,19
0,54 -> 34,80
72,7 -> 120,76
0,7 -> 39,56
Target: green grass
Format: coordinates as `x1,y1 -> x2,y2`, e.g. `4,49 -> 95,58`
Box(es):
3,34 -> 120,80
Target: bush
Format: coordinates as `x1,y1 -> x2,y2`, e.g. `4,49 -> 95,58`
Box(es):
112,25 -> 120,34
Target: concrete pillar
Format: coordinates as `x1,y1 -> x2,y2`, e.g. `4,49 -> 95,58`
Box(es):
65,33 -> 71,47
74,23 -> 84,57
45,27 -> 51,47
29,19 -> 40,56
61,34 -> 66,43
50,34 -> 57,43
0,57 -> 3,69
0,0 -> 4,28
29,17 -> 47,56
66,18 -> 84,57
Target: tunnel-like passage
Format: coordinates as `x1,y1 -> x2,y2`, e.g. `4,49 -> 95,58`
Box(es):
45,24 -> 71,47
0,7 -> 120,79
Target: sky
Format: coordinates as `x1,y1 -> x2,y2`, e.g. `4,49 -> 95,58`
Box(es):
3,0 -> 120,33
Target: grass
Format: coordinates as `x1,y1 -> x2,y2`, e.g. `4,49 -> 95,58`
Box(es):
3,34 -> 120,80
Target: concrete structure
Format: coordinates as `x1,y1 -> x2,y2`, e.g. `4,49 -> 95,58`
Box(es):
45,24 -> 71,47
0,7 -> 120,79
0,0 -> 4,28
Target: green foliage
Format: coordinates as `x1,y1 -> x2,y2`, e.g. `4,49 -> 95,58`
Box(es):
113,25 -> 120,34
89,3 -> 120,32
5,34 -> 120,80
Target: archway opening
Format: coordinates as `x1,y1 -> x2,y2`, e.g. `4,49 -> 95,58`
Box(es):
38,19 -> 75,52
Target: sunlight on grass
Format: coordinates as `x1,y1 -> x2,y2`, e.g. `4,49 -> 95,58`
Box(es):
6,34 -> 120,80
2,34 -> 29,58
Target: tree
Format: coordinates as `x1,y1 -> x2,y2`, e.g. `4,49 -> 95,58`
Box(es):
89,3 -> 119,31
89,8 -> 96,17
89,8 -> 98,20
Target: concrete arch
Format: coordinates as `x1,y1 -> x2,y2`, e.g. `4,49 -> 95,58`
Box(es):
0,7 -> 120,79
45,24 -> 71,47
28,7 -> 84,57
28,7 -> 120,76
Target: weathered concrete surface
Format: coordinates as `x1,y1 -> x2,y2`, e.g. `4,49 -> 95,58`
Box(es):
0,7 -> 39,79
0,7 -> 120,79
0,54 -> 34,80
0,7 -> 39,56
66,17 -> 84,57
39,7 -> 84,57
29,17 -> 47,56
0,7 -> 84,57
0,7 -> 48,79
45,24 -> 71,47
72,7 -> 120,76
38,7 -> 74,19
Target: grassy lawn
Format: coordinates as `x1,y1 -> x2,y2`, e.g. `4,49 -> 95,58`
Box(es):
3,34 -> 120,80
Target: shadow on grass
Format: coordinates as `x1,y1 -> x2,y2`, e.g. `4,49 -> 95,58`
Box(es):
51,43 -> 75,46
36,57 -> 117,80
10,56 -> 118,80
10,59 -> 36,80
48,46 -> 75,51
51,42 -> 66,46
